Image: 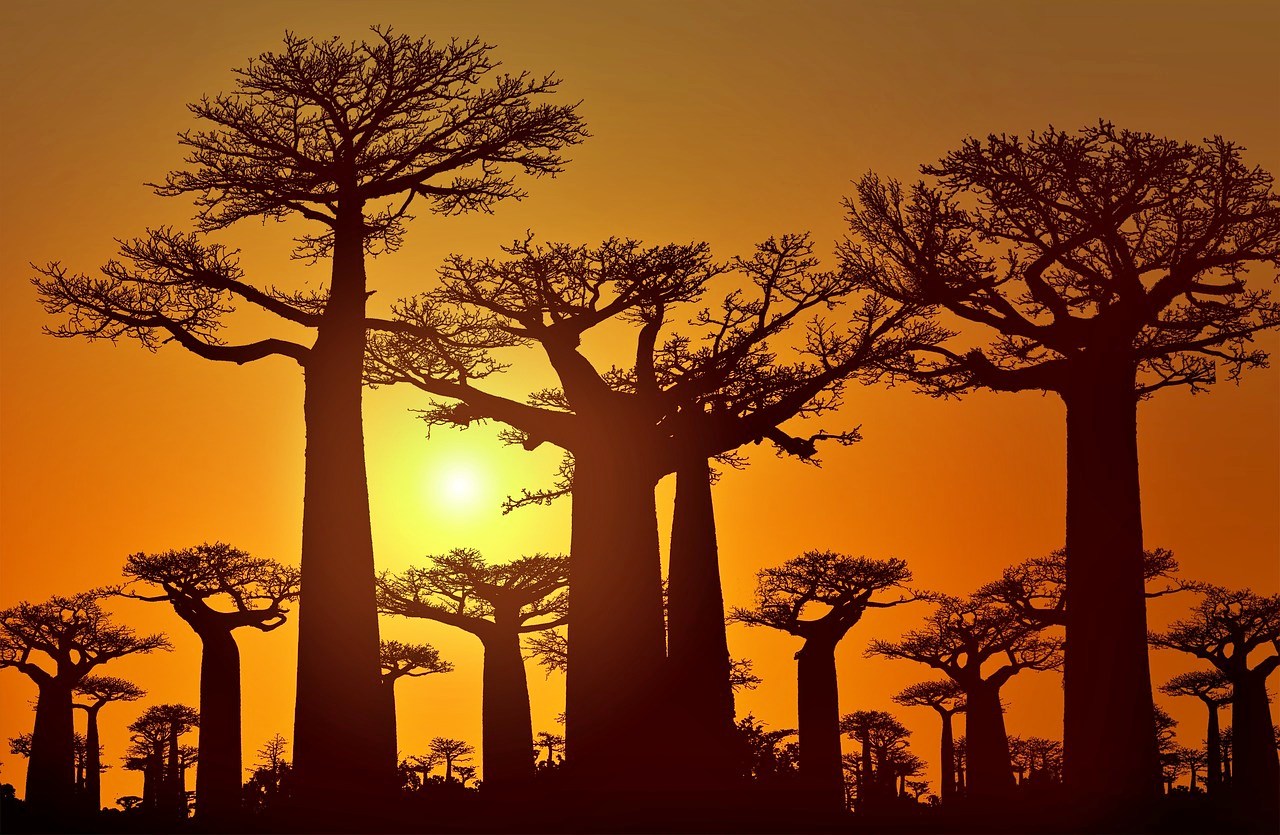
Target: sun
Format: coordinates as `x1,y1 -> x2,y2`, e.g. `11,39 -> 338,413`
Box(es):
438,464 -> 483,508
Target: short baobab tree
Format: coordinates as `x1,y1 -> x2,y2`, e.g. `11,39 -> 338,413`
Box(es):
0,591 -> 168,812
73,675 -> 145,812
534,731 -> 565,768
843,123 -> 1280,811
427,737 -> 475,784
1008,736 -> 1064,788
128,704 -> 199,819
892,680 -> 966,802
730,551 -> 921,808
868,596 -> 1062,800
379,640 -> 452,754
841,710 -> 912,810
1159,670 -> 1231,793
378,549 -> 567,787
119,543 -> 300,817
1151,586 -> 1279,814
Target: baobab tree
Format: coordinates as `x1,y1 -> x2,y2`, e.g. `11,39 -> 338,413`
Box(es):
32,29 -> 586,804
1159,670 -> 1232,793
427,737 -> 475,784
119,543 -> 299,817
0,591 -> 168,812
1151,586 -> 1279,815
841,710 -> 912,810
842,123 -> 1280,812
128,704 -> 199,819
1008,736 -> 1064,789
892,680 -> 966,802
73,675 -> 145,813
379,639 -> 452,756
729,551 -> 920,807
534,731 -> 565,768
868,596 -> 1062,800
378,549 -> 567,788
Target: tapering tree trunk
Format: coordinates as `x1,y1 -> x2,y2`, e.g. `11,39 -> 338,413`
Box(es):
163,726 -> 183,818
292,213 -> 396,805
1204,700 -> 1221,793
858,732 -> 872,809
939,710 -> 956,803
796,638 -> 844,809
142,756 -> 159,812
26,680 -> 75,813
1231,670 -> 1280,818
1061,357 -> 1160,815
481,623 -> 536,788
196,628 -> 242,818
956,760 -> 965,795
564,445 -> 667,790
666,455 -> 737,787
964,683 -> 1014,799
84,704 -> 103,813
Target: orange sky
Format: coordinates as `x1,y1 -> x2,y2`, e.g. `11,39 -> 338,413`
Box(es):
1,0 -> 1277,804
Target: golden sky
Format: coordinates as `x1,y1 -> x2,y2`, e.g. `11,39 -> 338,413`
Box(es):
1,0 -> 1277,804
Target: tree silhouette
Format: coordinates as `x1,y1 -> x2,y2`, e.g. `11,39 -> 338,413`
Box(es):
841,710 -> 912,810
1159,670 -> 1232,793
32,29 -> 585,804
427,737 -> 475,784
1151,586 -> 1279,815
523,629 -> 567,676
118,543 -> 298,817
379,639 -> 452,757
0,591 -> 168,813
243,734 -> 291,812
892,680 -> 966,803
1008,736 -> 1063,789
730,551 -> 920,807
378,549 -> 566,787
128,704 -> 199,820
731,714 -> 799,785
72,675 -> 144,813
868,596 -> 1062,800
842,123 -> 1280,812
534,731 -> 565,769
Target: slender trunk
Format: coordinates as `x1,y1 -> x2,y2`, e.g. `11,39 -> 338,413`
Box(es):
142,755 -> 159,812
481,624 -> 536,788
965,683 -> 1014,799
163,726 -> 183,818
1061,357 -> 1160,813
956,760 -> 965,795
564,446 -> 667,789
196,627 -> 242,818
26,680 -> 75,813
939,709 -> 956,803
1231,670 -> 1280,817
383,677 -> 399,760
84,704 -> 102,813
796,637 -> 844,809
666,455 -> 737,786
292,213 -> 396,804
1204,700 -> 1221,793
859,732 -> 872,808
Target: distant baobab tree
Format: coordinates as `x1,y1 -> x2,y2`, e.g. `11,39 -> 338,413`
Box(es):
119,542 -> 299,818
1159,670 -> 1231,794
378,549 -> 567,787
0,591 -> 168,813
534,731 -> 565,768
841,710 -> 913,810
868,596 -> 1062,800
1152,586 -> 1279,816
32,29 -> 586,805
72,675 -> 145,813
379,639 -> 452,756
243,733 -> 291,813
730,551 -> 921,808
892,680 -> 966,803
1008,736 -> 1064,789
427,737 -> 475,785
128,704 -> 199,819
842,123 -> 1280,814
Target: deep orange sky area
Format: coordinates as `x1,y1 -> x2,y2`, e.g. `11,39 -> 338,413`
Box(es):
1,0 -> 1278,806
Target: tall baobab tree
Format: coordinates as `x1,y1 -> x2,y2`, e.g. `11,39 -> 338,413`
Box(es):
868,596 -> 1062,800
72,675 -> 145,813
378,549 -> 567,788
32,29 -> 586,803
0,591 -> 168,813
129,704 -> 199,820
1151,586 -> 1279,815
379,639 -> 452,756
1159,670 -> 1232,793
892,680 -> 966,803
120,543 -> 300,817
841,710 -> 912,810
729,551 -> 921,808
842,123 -> 1280,812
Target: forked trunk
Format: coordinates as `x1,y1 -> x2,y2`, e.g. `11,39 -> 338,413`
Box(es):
666,456 -> 737,786
939,710 -> 956,803
964,683 -> 1014,799
796,638 -> 844,809
84,704 -> 102,813
564,445 -> 667,790
481,624 -> 536,788
196,627 -> 242,818
292,214 -> 396,804
26,680 -> 75,813
1061,356 -> 1160,814
1231,669 -> 1280,818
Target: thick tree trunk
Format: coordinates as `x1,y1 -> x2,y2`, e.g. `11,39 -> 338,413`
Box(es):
666,455 -> 737,787
1204,700 -> 1221,793
1231,670 -> 1279,817
162,726 -> 183,818
564,446 -> 667,790
196,628 -> 242,818
84,704 -> 103,813
964,683 -> 1014,800
26,680 -> 75,813
1061,358 -> 1160,814
481,624 -> 536,788
796,638 -> 844,809
292,214 -> 396,805
142,756 -> 159,812
939,710 -> 956,803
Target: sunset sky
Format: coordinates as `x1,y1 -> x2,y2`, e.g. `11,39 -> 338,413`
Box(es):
1,0 -> 1277,803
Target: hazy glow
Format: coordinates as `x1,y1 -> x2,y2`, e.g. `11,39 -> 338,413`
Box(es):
437,463 -> 483,509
